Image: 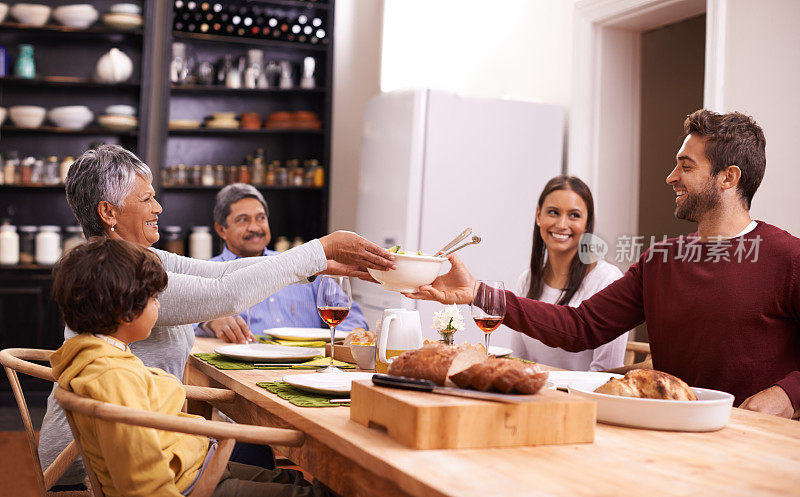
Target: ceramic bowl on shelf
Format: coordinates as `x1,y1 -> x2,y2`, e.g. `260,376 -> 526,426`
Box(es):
98,114 -> 137,131
48,105 -> 94,130
0,107 -> 7,127
52,4 -> 98,28
102,12 -> 142,30
9,105 -> 46,128
9,3 -> 51,26
0,3 -> 9,24
104,104 -> 136,117
109,2 -> 141,15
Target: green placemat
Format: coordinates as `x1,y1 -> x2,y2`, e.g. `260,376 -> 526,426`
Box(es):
257,381 -> 349,407
193,352 -> 355,370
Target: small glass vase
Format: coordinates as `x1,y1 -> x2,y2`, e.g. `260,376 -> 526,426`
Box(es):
439,330 -> 455,345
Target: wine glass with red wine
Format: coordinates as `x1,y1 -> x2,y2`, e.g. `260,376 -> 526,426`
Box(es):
316,275 -> 352,373
471,280 -> 506,355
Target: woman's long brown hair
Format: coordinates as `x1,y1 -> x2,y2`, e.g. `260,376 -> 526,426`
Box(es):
526,175 -> 595,305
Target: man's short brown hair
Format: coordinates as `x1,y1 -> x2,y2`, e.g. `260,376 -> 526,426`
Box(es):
52,237 -> 167,334
684,109 -> 766,209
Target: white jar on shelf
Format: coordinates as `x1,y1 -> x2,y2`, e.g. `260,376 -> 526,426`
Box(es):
0,225 -> 20,265
189,226 -> 213,260
36,226 -> 62,265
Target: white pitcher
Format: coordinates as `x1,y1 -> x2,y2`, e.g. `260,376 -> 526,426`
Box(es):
375,308 -> 423,374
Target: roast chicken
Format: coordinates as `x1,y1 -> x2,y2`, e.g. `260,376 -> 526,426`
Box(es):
594,369 -> 697,401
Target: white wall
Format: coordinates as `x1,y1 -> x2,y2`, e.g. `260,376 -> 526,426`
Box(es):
706,0 -> 800,235
329,0 -> 385,231
381,0 -> 577,109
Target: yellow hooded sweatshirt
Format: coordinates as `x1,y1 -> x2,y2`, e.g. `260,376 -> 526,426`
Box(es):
50,334 -> 209,497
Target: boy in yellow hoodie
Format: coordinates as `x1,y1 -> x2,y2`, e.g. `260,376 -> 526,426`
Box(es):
50,237 -> 332,497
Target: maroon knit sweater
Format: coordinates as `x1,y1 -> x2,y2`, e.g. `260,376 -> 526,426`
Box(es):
503,221 -> 800,407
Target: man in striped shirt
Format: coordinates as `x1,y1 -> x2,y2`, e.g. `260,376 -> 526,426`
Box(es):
194,183 -> 367,343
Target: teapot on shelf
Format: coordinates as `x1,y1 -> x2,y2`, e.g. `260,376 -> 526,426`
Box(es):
95,48 -> 133,83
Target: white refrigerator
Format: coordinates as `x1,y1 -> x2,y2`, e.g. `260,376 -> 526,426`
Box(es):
353,89 -> 563,350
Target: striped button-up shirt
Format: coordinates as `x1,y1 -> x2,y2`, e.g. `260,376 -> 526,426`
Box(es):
194,246 -> 368,336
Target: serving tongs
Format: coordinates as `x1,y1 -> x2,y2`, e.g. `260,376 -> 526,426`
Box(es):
441,235 -> 481,256
372,374 -> 527,404
434,228 -> 472,256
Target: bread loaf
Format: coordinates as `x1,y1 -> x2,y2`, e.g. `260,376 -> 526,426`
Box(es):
594,369 -> 697,400
449,358 -> 549,394
387,342 -> 487,386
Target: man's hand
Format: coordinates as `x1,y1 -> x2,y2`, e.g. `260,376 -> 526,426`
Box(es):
739,385 -> 795,418
319,231 -> 396,272
204,316 -> 255,344
402,255 -> 477,305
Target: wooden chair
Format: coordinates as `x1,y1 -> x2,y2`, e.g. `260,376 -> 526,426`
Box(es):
54,385 -> 305,497
603,340 -> 652,374
0,348 -> 89,497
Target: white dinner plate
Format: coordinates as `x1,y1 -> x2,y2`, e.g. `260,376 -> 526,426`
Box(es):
488,346 -> 512,357
215,344 -> 322,362
568,381 -> 734,432
283,372 -> 375,396
265,327 -> 348,342
545,371 -> 623,389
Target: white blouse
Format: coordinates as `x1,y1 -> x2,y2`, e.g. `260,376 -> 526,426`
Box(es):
511,259 -> 630,371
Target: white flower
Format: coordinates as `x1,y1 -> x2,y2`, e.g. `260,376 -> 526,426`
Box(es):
431,304 -> 465,332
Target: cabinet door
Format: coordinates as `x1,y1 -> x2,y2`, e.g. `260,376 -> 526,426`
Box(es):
0,271 -> 63,392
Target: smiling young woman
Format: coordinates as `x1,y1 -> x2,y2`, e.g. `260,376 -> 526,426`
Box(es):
512,175 -> 630,371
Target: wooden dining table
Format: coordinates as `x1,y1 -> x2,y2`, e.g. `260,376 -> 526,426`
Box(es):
186,337 -> 800,497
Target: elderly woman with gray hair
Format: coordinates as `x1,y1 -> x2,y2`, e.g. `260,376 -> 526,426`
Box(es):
39,144 -> 395,488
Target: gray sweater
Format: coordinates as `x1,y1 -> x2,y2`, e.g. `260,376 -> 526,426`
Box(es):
38,240 -> 327,486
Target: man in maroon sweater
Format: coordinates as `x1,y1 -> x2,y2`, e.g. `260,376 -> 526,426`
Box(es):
406,109 -> 800,418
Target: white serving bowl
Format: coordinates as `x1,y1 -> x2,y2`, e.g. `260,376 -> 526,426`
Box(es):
104,104 -> 136,116
0,3 -> 9,23
9,105 -> 46,128
10,3 -> 51,26
98,114 -> 137,131
0,107 -> 6,127
53,4 -> 99,28
48,105 -> 94,130
367,252 -> 447,293
568,382 -> 735,432
109,2 -> 141,15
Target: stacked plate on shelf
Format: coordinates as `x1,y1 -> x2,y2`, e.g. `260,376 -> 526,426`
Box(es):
205,112 -> 239,129
102,3 -> 142,30
98,104 -> 137,132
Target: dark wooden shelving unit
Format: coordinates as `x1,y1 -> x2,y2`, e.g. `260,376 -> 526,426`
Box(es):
0,0 -> 334,390
162,185 -> 324,191
0,21 -> 142,36
1,76 -> 141,90
158,0 -> 334,252
0,0 -> 157,373
170,84 -> 325,94
1,125 -> 138,135
167,127 -> 323,135
172,30 -> 327,51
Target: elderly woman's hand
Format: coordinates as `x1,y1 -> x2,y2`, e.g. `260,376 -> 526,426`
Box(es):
402,254 -> 477,305
319,231 -> 396,273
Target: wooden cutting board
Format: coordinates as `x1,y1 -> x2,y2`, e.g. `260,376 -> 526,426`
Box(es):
350,380 -> 596,449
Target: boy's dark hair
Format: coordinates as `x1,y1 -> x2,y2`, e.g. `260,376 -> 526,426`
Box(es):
683,109 -> 766,209
52,237 -> 168,334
